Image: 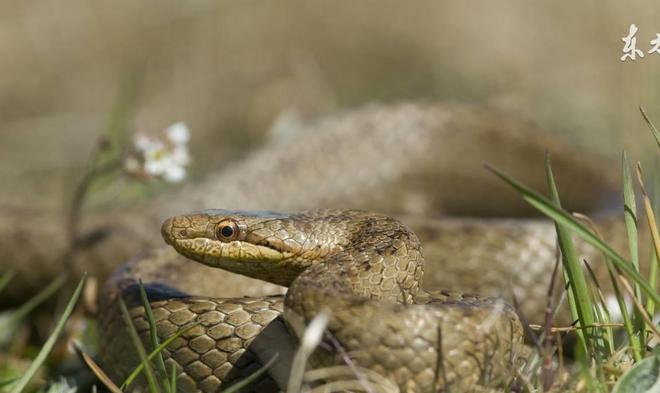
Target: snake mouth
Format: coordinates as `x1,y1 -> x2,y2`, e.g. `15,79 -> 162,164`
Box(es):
174,237 -> 289,264
167,237 -> 300,286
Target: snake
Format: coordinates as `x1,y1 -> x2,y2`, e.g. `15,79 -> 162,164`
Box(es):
101,209 -> 526,392
98,204 -> 636,393
0,102 -> 632,390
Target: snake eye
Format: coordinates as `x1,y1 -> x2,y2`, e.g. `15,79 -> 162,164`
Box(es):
216,219 -> 239,241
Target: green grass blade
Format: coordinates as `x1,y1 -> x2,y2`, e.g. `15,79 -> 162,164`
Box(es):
486,164 -> 660,307
119,299 -> 160,392
546,158 -> 594,328
606,259 -> 642,361
0,378 -> 19,388
622,152 -> 645,360
138,280 -> 169,386
121,322 -> 200,389
169,362 -> 176,392
0,270 -> 15,295
544,156 -> 607,388
622,152 -> 641,281
0,274 -> 67,332
544,155 -> 593,357
220,354 -> 278,393
9,274 -> 86,393
583,263 -> 614,355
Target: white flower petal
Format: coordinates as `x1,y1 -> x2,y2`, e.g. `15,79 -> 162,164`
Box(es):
134,134 -> 163,153
144,157 -> 167,175
133,134 -> 151,151
163,164 -> 186,183
171,146 -> 190,166
165,122 -> 190,145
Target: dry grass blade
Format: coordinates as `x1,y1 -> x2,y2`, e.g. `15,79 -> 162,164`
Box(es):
325,330 -> 377,393
528,323 -> 624,333
434,326 -> 447,391
305,367 -> 398,393
74,342 -> 122,393
287,311 -> 330,393
306,379 -> 397,393
618,276 -> 660,340
640,106 -> 660,149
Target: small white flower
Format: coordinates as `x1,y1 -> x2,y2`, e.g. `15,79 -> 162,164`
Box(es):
171,146 -> 190,166
133,134 -> 163,152
165,122 -> 190,145
124,122 -> 191,183
162,164 -> 186,183
143,152 -> 169,176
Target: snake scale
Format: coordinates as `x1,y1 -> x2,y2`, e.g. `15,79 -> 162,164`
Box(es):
0,102 -> 631,391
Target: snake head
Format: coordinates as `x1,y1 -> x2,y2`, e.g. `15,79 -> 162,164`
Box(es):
161,209 -> 347,286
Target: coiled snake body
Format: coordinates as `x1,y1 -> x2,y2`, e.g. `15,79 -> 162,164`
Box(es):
102,209 -> 523,392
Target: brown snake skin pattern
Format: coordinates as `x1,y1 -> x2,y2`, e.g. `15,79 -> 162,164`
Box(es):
101,209 -> 524,392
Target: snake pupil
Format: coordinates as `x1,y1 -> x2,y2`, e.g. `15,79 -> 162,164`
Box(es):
221,226 -> 234,238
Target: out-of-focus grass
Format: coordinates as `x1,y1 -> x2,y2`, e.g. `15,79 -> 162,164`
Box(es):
0,275 -> 86,393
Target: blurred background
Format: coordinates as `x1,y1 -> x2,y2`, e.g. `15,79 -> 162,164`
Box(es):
2,2 -> 660,389
0,0 -> 659,209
